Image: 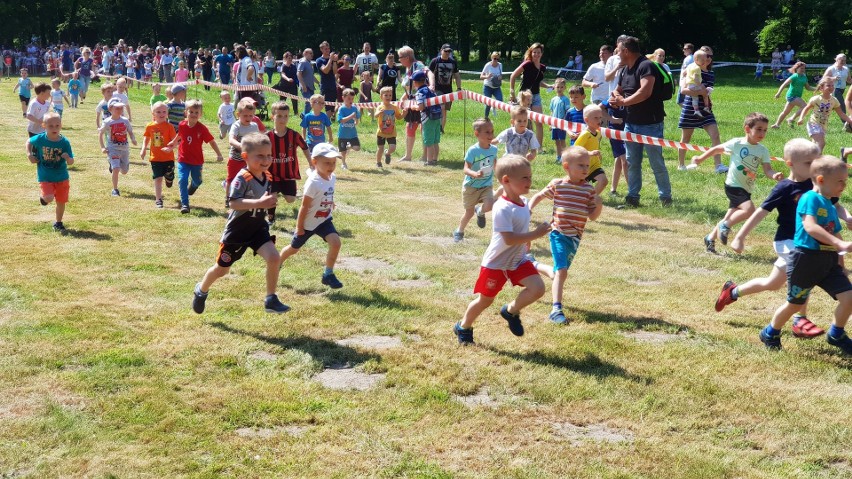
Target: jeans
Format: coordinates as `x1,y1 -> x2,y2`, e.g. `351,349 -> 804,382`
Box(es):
483,85 -> 503,118
625,121 -> 671,201
835,88 -> 847,114
177,162 -> 203,206
302,89 -> 314,114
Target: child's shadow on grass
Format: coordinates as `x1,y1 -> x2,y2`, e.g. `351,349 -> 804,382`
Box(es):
210,321 -> 379,367
486,346 -> 648,383
360,168 -> 392,176
124,191 -> 156,201
327,289 -> 417,312
64,229 -> 112,241
574,307 -> 687,334
189,206 -> 225,218
596,220 -> 676,234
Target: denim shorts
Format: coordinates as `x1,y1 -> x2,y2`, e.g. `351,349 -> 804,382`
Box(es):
550,230 -> 581,271
531,94 -> 542,107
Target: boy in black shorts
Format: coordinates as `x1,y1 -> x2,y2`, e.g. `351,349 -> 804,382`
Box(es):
267,101 -> 310,224
192,132 -> 290,314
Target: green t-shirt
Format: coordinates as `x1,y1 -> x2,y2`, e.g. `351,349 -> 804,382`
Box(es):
786,73 -> 808,99
722,137 -> 770,193
150,94 -> 167,106
29,133 -> 73,183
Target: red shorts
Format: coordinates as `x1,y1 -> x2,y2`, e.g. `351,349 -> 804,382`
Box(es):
226,158 -> 245,184
405,121 -> 420,138
40,180 -> 70,203
473,261 -> 538,298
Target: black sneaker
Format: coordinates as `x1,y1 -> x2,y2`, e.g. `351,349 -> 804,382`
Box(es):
180,204 -> 190,214
624,196 -> 640,208
500,305 -> 524,336
155,198 -> 164,208
660,197 -> 673,207
192,283 -> 208,314
704,235 -> 717,254
474,205 -> 486,228
53,222 -> 67,234
39,197 -> 47,206
384,153 -> 391,164
321,272 -> 343,289
453,322 -> 474,345
827,332 -> 852,354
188,183 -> 198,196
264,294 -> 291,314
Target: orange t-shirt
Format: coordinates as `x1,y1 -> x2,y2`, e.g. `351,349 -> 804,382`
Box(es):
143,121 -> 177,162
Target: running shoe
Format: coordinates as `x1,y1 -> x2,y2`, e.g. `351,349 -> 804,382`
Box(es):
715,280 -> 737,312
453,322 -> 474,345
791,316 -> 825,338
500,305 -> 524,336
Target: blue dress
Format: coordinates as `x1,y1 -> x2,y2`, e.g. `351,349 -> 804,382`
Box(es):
678,69 -> 716,129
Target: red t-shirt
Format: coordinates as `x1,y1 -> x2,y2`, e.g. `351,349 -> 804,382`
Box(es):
177,120 -> 214,165
268,128 -> 307,182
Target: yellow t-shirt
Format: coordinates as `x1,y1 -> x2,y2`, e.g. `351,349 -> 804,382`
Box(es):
807,95 -> 840,128
574,129 -> 602,175
375,104 -> 404,138
685,63 -> 703,87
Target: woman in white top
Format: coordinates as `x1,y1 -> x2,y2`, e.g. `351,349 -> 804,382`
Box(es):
824,54 -> 851,114
480,52 -> 503,119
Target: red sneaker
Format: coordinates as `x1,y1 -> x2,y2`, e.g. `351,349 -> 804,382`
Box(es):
715,280 -> 737,312
791,316 -> 825,338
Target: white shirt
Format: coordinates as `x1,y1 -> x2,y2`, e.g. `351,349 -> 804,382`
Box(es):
302,170 -> 336,231
604,55 -> 621,95
218,103 -> 235,125
481,62 -> 503,88
481,196 -> 531,270
783,49 -> 795,64
354,52 -> 378,75
829,65 -> 849,89
583,60 -> 608,102
239,56 -> 255,85
27,99 -> 51,134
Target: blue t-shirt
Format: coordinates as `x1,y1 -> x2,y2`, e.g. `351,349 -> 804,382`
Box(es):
549,96 -> 571,129
565,106 -> 585,144
795,190 -> 841,251
336,106 -> 360,139
29,133 -> 73,183
463,144 -> 498,189
18,77 -> 33,98
315,56 -> 336,92
215,54 -> 233,75
67,79 -> 81,95
297,58 -> 315,93
416,85 -> 441,123
599,99 -> 626,131
301,112 -> 331,144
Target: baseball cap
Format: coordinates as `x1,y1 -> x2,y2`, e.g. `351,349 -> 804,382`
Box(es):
411,70 -> 427,82
311,143 -> 343,159
108,98 -> 125,108
170,84 -> 186,94
441,44 -> 452,51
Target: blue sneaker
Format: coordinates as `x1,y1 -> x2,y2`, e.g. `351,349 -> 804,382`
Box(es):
321,272 -> 343,289
826,332 -> 852,354
500,305 -> 524,336
759,329 -> 782,350
718,221 -> 731,245
549,310 -> 568,325
453,322 -> 474,345
192,283 -> 208,314
264,294 -> 291,314
474,205 -> 486,229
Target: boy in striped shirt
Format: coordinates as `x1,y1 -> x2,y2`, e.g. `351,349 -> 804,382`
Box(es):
530,146 -> 603,324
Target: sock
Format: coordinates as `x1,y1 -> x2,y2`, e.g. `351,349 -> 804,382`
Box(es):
828,325 -> 845,338
195,284 -> 208,296
731,287 -> 739,300
762,324 -> 781,337
265,293 -> 277,301
552,302 -> 562,312
323,267 -> 333,276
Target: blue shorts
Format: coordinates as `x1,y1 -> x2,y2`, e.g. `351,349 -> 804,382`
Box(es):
290,219 -> 338,249
550,230 -> 581,271
551,128 -> 567,141
531,94 -> 542,108
609,138 -> 626,158
786,249 -> 851,304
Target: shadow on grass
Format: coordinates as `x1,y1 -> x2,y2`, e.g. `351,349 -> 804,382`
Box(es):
189,206 -> 226,218
360,168 -> 392,176
65,229 -> 112,241
210,322 -> 379,367
335,175 -> 363,182
596,220 -> 676,234
574,307 -> 687,334
124,191 -> 157,201
486,347 -> 648,382
327,289 -> 417,312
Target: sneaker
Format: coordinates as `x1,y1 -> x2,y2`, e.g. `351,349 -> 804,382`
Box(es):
39,197 -> 47,206
500,305 -> 524,337
608,190 -> 619,197
718,221 -> 731,245
341,163 -> 348,170
453,322 -> 474,345
53,221 -> 67,234
549,309 -> 568,325
155,198 -> 163,208
715,280 -> 737,312
453,230 -> 464,243
376,161 -> 383,168
264,294 -> 291,314
791,316 -> 825,338
192,283 -> 208,314
660,197 -> 673,207
704,235 -> 717,254
180,204 -> 190,214
111,189 -> 120,197
188,183 -> 198,196
677,165 -> 687,171
714,164 -> 729,174
826,332 -> 852,354
474,205 -> 486,228
321,272 -> 343,289
385,153 -> 391,164
759,329 -> 782,350
624,196 -> 640,208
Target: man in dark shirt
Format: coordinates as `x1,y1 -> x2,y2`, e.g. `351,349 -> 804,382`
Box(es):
316,41 -> 338,116
609,35 -> 672,207
428,44 -> 461,132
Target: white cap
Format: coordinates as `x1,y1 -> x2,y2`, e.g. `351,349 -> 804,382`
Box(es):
311,143 -> 343,159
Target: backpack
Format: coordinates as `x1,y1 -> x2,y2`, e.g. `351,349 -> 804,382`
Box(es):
650,61 -> 674,101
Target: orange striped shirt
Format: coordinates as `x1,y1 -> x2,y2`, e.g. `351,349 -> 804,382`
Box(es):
543,178 -> 596,238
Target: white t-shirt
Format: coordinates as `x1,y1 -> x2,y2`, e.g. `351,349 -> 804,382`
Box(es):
583,60 -> 608,102
239,56 -> 256,85
27,99 -> 51,134
604,55 -> 621,94
829,65 -> 849,89
354,52 -> 378,75
496,127 -> 540,156
481,196 -> 531,270
481,62 -> 503,88
218,103 -> 235,125
302,170 -> 336,231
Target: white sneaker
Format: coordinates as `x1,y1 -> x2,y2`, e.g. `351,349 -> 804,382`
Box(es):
677,165 -> 687,171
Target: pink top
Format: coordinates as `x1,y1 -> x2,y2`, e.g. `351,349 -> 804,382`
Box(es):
174,69 -> 190,82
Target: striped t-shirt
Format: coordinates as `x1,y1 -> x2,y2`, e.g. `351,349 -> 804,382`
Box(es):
542,178 -> 596,238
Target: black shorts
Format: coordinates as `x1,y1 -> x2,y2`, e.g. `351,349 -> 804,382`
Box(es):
377,136 -> 396,146
270,179 -> 297,197
786,249 -> 852,304
291,219 -> 337,249
338,137 -> 360,151
724,185 -> 752,209
586,168 -> 605,183
435,88 -> 452,110
19,95 -> 30,104
405,108 -> 420,123
216,228 -> 274,267
151,161 -> 175,180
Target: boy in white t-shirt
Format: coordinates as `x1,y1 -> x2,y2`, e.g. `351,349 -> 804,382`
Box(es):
493,106 -> 540,161
279,143 -> 344,289
453,154 -> 551,345
26,83 -> 52,137
217,90 -> 235,139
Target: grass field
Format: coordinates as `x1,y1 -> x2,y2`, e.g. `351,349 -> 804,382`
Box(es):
1,68 -> 851,478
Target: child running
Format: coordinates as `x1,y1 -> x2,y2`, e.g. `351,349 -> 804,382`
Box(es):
549,78 -> 570,161
140,101 -> 177,208
168,84 -> 187,132
454,118 -> 497,242
278,143 -> 344,289
217,90 -> 235,139
564,85 -> 586,145
192,132 -> 290,315
226,99 -> 261,207
336,88 -> 361,170
266,102 -> 310,224
759,155 -> 852,354
301,94 -> 333,154
27,112 -> 74,233
150,83 -> 166,106
573,104 -> 609,194
796,76 -> 852,153
50,78 -> 69,118
530,146 -> 603,324
67,72 -> 81,108
716,139 -> 826,338
95,82 -> 115,130
689,112 -> 782,253
98,99 -> 137,196
13,67 -> 33,118
453,154 -> 551,344
375,86 -> 404,167
25,83 -> 51,138
493,106 -> 539,161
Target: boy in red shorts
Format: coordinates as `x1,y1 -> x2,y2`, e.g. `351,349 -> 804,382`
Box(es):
26,112 -> 74,233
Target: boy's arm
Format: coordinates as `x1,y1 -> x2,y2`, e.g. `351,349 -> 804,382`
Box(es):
128,124 -> 137,146
301,147 -> 311,166
774,78 -> 791,97
690,145 -> 727,166
526,149 -> 537,162
98,126 -> 108,152
295,195 -> 314,235
462,161 -> 482,179
228,133 -> 242,149
592,173 -> 608,195
26,139 -> 37,163
206,138 -> 224,160
731,208 -> 771,253
500,221 -> 551,245
230,192 -> 277,211
529,186 -> 552,210
762,162 -> 783,181
95,107 -> 101,128
125,103 -> 132,121
140,135 -> 150,160
326,124 -> 333,141
588,194 -> 603,221
12,82 -> 18,93
63,92 -> 70,106
161,134 -> 180,152
836,204 -> 852,229
802,214 -> 852,251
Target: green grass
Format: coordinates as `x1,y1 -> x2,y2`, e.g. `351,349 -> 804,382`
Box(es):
0,68 -> 851,478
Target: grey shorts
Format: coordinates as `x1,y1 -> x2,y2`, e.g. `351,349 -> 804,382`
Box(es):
107,149 -> 130,173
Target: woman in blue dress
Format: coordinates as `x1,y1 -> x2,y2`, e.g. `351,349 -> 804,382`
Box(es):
677,46 -> 726,174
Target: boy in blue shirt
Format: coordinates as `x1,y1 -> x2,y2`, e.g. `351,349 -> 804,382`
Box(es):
454,118 -> 497,242
301,94 -> 333,154
13,67 -> 33,117
26,112 -> 74,233
411,70 -> 442,166
67,72 -> 81,108
336,88 -> 360,170
549,78 -> 571,162
760,155 -> 852,354
564,85 -> 586,146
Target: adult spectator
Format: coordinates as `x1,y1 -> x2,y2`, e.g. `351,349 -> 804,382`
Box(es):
609,35 -> 672,207
782,45 -> 795,65
215,47 -> 234,85
603,38 -> 625,97
355,42 -> 378,76
377,52 -> 399,101
277,51 -> 299,112
648,49 -> 670,73
263,50 -> 276,84
185,48 -> 197,73
581,45 -> 612,104
162,48 -> 174,83
397,45 -> 427,162
61,44 -> 73,73
480,51 -> 503,118
336,54 -> 355,102
235,45 -> 258,102
676,46 -> 725,173
199,48 -> 213,90
677,43 -> 694,105
770,47 -> 782,78
509,42 -> 552,148
429,44 -> 461,132
574,50 -> 583,71
824,54 -> 850,114
296,48 -> 316,115
104,46 -> 115,75
315,41 -> 338,115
